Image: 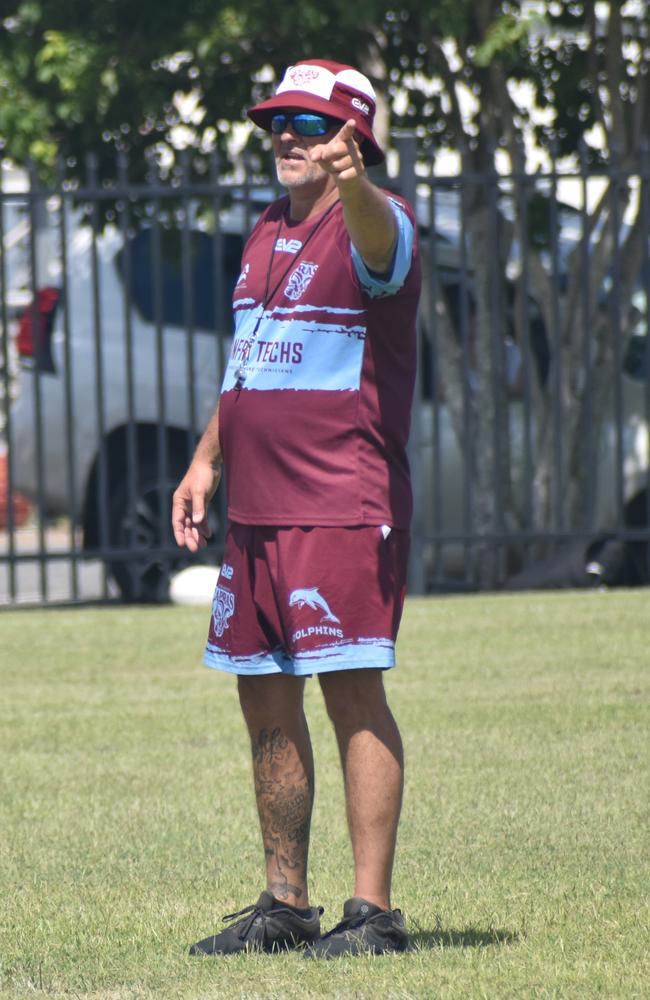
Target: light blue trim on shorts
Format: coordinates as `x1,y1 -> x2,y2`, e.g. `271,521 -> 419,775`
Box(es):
204,637 -> 396,677
204,645 -> 292,675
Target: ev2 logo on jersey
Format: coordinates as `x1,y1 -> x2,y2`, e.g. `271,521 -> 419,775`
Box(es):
276,237 -> 303,254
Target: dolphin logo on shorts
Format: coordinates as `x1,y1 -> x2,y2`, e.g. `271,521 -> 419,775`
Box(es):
289,587 -> 341,624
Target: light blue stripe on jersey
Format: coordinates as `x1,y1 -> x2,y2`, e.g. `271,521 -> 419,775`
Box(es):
351,198 -> 415,298
222,307 -> 366,392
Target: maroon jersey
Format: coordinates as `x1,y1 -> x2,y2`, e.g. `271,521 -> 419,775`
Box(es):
218,193 -> 420,528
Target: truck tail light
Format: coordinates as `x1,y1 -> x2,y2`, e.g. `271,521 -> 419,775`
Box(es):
16,286 -> 61,371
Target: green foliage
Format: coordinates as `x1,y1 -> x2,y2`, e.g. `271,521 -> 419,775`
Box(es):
0,0 -> 385,180
473,11 -> 545,68
1,2 -> 648,177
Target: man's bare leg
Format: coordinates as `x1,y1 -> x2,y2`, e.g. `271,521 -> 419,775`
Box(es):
238,674 -> 314,908
318,669 -> 404,911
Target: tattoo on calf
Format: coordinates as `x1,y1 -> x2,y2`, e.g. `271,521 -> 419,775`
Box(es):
252,727 -> 289,765
251,726 -> 313,901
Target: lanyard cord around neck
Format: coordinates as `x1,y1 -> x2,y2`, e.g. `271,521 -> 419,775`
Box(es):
234,198 -> 339,389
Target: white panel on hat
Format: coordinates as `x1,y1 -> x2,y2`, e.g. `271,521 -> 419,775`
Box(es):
276,64 -> 336,99
335,69 -> 377,100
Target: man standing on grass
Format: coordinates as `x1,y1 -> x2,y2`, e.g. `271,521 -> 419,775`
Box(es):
172,58 -> 420,958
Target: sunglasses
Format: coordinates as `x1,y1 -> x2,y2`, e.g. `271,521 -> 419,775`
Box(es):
270,112 -> 337,137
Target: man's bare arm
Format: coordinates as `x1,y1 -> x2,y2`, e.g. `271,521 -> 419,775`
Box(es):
309,119 -> 397,273
171,403 -> 222,552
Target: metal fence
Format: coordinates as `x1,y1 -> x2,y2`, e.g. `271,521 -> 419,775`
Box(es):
1,139 -> 649,606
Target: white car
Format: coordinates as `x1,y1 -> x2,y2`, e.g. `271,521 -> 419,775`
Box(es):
9,204 -> 247,599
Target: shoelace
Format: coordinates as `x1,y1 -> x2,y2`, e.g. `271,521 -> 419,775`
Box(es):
320,911 -> 372,940
221,900 -> 318,942
221,903 -> 267,942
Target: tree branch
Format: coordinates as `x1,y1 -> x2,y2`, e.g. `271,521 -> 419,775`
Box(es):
605,2 -> 626,153
429,39 -> 471,163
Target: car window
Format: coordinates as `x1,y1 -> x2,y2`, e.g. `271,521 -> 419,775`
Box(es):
623,334 -> 649,380
114,228 -> 243,331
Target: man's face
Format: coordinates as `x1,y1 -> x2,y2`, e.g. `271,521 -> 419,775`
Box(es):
271,113 -> 340,191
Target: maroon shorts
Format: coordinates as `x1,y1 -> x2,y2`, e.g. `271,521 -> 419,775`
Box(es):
204,523 -> 410,676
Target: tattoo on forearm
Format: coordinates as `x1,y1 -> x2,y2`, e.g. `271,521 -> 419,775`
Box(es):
251,726 -> 313,901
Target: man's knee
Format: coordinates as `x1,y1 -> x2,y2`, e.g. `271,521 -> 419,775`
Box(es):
238,673 -> 305,725
319,669 -> 388,727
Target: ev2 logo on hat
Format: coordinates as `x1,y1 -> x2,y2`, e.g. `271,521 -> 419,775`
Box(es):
351,97 -> 370,116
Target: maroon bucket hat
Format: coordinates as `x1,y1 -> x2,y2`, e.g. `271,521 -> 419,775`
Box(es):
247,59 -> 385,166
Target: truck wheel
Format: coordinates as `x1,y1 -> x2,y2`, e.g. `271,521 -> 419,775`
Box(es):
624,490 -> 650,585
107,456 -> 222,602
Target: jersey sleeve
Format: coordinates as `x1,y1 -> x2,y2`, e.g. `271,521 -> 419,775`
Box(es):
351,197 -> 415,298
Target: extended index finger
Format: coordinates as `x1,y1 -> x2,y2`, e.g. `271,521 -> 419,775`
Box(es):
335,118 -> 357,145
310,118 -> 359,164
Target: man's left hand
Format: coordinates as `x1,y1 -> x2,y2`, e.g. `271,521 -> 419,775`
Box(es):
309,119 -> 364,184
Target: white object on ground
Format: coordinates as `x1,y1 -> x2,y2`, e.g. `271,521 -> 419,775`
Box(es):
169,565 -> 220,605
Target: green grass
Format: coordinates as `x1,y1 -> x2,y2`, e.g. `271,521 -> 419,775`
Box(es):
1,590 -> 649,999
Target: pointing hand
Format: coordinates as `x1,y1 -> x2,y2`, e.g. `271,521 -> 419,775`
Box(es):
309,119 -> 364,183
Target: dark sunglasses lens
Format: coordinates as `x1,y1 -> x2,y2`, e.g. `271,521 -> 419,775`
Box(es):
270,115 -> 288,134
270,113 -> 331,136
293,114 -> 331,135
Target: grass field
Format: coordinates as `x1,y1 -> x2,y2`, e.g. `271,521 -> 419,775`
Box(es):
1,589 -> 649,1000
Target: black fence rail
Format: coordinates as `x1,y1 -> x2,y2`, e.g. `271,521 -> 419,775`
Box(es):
1,140 -> 649,605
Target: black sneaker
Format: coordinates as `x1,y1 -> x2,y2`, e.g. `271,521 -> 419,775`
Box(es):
305,897 -> 409,958
189,891 -> 322,955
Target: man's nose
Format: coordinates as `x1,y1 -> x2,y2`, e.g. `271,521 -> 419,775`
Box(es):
280,122 -> 303,140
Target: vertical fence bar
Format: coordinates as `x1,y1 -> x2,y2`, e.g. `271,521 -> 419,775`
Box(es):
395,134 -> 425,594
549,145 -> 564,536
56,159 -> 79,600
210,149 -> 227,377
87,153 -> 110,600
26,161 -> 48,600
514,144 -> 535,563
210,148 -> 229,551
579,140 -> 596,532
150,161 -> 171,572
641,142 -> 650,576
0,162 -> 17,601
487,151 -> 506,581
608,150 -> 625,530
117,151 -> 140,594
428,179 -> 443,588
458,174 -> 474,583
180,152 -> 198,466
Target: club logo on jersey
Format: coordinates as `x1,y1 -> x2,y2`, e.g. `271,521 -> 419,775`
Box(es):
289,587 -> 340,623
211,585 -> 235,637
285,261 -> 318,301
275,237 -> 303,254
